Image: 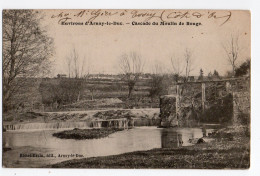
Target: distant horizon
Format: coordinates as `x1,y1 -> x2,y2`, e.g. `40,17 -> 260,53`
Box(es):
22,71 -> 246,79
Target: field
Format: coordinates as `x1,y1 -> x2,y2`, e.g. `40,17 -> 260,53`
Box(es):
6,76 -> 162,114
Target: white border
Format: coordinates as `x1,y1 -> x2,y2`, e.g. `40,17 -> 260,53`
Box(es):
1,0 -> 259,176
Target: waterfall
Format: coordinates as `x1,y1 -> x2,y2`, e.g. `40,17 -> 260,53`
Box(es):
91,121 -> 102,128
3,118 -> 151,131
3,121 -> 92,131
91,118 -> 134,129
3,119 -> 136,131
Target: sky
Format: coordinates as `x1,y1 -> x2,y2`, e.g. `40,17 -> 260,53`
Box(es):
41,10 -> 251,77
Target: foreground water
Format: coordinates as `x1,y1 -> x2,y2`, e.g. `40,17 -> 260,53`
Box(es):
3,126 -> 216,168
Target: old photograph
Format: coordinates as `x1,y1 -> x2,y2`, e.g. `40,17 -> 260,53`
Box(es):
2,9 -> 250,168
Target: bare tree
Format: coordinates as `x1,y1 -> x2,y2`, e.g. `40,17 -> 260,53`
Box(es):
64,48 -> 90,102
119,52 -> 145,98
170,48 -> 195,108
223,34 -> 240,76
170,48 -> 194,82
170,55 -> 184,82
149,61 -> 168,105
3,10 -> 53,112
183,48 -> 194,82
170,55 -> 184,76
66,55 -> 72,78
80,56 -> 86,78
66,48 -> 88,78
72,48 -> 79,78
152,60 -> 164,75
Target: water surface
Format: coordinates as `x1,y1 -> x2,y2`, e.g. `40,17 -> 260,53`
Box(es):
3,127 -> 215,168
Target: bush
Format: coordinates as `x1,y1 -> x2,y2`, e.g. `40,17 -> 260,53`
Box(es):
39,78 -> 85,107
237,113 -> 250,126
235,59 -> 250,77
149,75 -> 169,99
200,94 -> 233,123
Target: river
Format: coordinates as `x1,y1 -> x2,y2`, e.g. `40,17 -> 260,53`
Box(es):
2,126 -> 216,168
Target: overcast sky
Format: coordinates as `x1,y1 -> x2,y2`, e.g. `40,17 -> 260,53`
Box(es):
41,10 -> 250,76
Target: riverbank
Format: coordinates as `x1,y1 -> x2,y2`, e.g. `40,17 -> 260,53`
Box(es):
3,108 -> 159,124
53,128 -> 124,140
48,126 -> 250,169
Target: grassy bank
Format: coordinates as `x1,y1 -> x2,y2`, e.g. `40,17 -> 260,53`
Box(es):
53,128 -> 124,140
48,126 -> 250,169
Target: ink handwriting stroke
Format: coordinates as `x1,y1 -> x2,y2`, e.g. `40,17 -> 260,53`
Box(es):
50,10 -> 232,26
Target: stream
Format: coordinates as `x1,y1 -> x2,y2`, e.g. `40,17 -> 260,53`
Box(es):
2,126 -> 217,168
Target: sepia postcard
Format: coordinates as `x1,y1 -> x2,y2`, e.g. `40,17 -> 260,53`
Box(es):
2,9 -> 250,169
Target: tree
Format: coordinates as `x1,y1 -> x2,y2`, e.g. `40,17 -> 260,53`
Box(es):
223,34 -> 240,76
66,55 -> 72,78
213,70 -> 220,79
208,71 -> 213,80
149,75 -> 168,101
170,48 -> 194,83
119,52 -> 145,98
184,48 -> 194,82
39,80 -> 61,109
65,48 -> 91,101
59,78 -> 85,103
149,61 -> 168,102
152,60 -> 164,75
3,10 -> 53,112
66,48 -> 79,78
39,78 -> 85,108
225,70 -> 234,78
235,59 -> 250,77
170,55 -> 184,82
66,48 -> 88,79
198,68 -> 204,81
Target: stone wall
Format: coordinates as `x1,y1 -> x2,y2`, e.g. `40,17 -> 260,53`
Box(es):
231,77 -> 250,125
159,95 -> 178,127
233,91 -> 250,124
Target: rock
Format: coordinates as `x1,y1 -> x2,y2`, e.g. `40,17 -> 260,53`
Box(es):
197,138 -> 205,144
188,138 -> 197,144
188,138 -> 206,144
